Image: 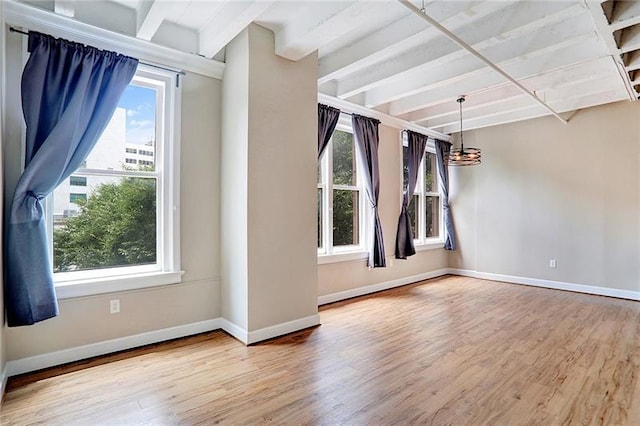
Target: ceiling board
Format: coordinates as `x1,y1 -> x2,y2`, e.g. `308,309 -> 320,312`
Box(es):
25,0 -> 638,133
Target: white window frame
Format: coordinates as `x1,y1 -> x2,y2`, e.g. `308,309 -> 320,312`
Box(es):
318,118 -> 368,264
46,65 -> 182,299
402,136 -> 445,250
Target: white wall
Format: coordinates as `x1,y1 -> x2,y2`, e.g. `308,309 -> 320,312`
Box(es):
3,39 -> 222,360
318,124 -> 449,298
449,100 -> 640,294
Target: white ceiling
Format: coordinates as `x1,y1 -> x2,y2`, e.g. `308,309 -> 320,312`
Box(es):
14,0 -> 640,134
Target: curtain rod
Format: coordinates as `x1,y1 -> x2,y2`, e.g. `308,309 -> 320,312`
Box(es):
333,108 -> 439,140
9,26 -> 186,76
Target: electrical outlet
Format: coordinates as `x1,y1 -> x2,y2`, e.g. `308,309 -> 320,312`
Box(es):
549,259 -> 557,268
110,299 -> 120,314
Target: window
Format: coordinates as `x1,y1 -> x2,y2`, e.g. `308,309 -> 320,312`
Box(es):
402,141 -> 443,245
47,66 -> 181,296
69,176 -> 87,186
139,150 -> 154,156
69,193 -> 87,204
318,123 -> 366,257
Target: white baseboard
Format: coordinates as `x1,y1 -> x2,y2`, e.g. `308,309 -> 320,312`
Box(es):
221,314 -> 321,345
447,268 -> 640,301
6,318 -> 222,377
317,268 -> 449,305
0,363 -> 8,402
5,312 -> 323,379
7,267 -> 634,383
219,318 -> 248,344
247,314 -> 320,344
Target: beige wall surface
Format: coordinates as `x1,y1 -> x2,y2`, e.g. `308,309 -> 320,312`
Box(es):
220,27 -> 250,330
4,53 -> 222,359
1,20 -> 7,382
246,24 -> 318,330
317,124 -> 449,297
449,100 -> 640,293
223,24 -> 319,332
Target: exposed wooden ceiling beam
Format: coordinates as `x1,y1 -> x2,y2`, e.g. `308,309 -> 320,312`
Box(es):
403,57 -> 617,123
619,25 -> 640,53
582,0 -> 636,100
54,0 -> 75,18
424,76 -> 620,129
198,0 -> 274,58
4,0 -> 225,79
608,0 -> 640,31
386,36 -> 602,116
347,14 -> 594,105
440,88 -> 626,133
318,0 -> 511,84
275,1 -> 389,61
391,0 -> 569,124
137,0 -> 168,40
624,50 -> 640,71
335,1 -> 583,100
366,33 -> 595,113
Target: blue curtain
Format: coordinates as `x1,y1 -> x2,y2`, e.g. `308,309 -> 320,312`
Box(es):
352,114 -> 386,268
5,32 -> 138,326
395,131 -> 428,259
435,139 -> 456,250
318,104 -> 340,159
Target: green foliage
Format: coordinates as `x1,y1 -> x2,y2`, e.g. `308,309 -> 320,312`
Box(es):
333,189 -> 358,246
53,177 -> 156,272
331,131 -> 359,246
332,130 -> 356,186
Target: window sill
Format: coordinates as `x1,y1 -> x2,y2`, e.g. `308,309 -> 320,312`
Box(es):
318,250 -> 368,265
54,271 -> 184,299
415,240 -> 445,251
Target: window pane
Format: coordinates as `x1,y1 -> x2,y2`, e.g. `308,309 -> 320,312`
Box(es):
425,152 -> 437,192
84,84 -> 157,172
53,176 -> 157,272
408,194 -> 419,240
426,196 -> 440,238
69,193 -> 87,205
333,189 -> 359,246
69,176 -> 87,186
318,187 -> 323,249
332,130 -> 356,186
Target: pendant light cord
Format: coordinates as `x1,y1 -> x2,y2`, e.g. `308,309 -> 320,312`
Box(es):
458,96 -> 465,152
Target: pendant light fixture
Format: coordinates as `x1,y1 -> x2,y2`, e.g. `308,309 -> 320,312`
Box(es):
449,95 -> 481,166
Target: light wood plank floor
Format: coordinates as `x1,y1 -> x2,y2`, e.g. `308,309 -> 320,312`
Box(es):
2,276 -> 639,425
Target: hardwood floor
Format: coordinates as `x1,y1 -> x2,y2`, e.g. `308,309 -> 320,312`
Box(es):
2,275 -> 639,425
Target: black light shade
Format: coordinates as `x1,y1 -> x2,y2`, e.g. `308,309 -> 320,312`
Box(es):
448,96 -> 481,166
